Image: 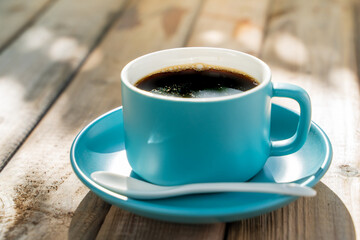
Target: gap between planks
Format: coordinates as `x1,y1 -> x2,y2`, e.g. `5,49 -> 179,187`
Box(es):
0,0 -> 130,172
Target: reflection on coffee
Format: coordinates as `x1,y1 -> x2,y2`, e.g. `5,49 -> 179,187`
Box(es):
135,64 -> 259,98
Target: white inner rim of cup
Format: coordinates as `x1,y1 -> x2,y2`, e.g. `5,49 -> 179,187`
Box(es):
121,47 -> 271,102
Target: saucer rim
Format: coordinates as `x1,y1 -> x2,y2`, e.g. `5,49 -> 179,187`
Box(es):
70,105 -> 332,223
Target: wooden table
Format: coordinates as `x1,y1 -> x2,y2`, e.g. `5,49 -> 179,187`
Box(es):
0,0 -> 358,239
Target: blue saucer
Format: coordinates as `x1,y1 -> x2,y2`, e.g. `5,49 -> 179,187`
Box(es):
70,104 -> 332,223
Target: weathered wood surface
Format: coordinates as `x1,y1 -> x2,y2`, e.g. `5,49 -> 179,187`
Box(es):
251,0 -> 359,238
96,208 -> 225,240
68,192 -> 111,240
191,0 -> 358,239
0,0 -> 359,239
0,0 -> 127,171
0,0 -> 54,52
0,0 -> 214,239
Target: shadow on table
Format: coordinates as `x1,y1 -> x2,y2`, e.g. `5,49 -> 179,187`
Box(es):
68,191 -> 111,240
68,191 -> 226,239
68,182 -> 356,240
227,182 -> 356,240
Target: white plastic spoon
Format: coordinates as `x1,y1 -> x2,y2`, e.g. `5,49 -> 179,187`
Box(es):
91,171 -> 316,199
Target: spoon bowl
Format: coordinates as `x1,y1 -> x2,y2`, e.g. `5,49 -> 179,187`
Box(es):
91,171 -> 316,199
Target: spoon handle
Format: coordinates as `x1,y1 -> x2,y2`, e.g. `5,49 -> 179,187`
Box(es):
171,182 -> 316,197
91,171 -> 316,199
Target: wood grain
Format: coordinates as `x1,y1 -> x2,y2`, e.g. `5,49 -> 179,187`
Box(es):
0,0 -> 127,171
227,183 -> 356,240
0,0 -> 210,239
1,0 -> 359,239
227,0 -> 360,239
96,208 -> 225,240
0,0 -> 54,52
68,192 -> 111,240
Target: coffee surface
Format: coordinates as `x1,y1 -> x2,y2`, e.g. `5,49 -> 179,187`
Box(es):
135,65 -> 259,98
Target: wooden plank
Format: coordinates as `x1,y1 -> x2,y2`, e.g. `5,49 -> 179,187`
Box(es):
227,0 -> 360,239
0,0 -> 221,239
226,183 -> 356,240
0,0 -> 127,171
0,0 -> 54,52
96,208 -> 225,240
187,0 -> 270,55
68,192 -> 111,240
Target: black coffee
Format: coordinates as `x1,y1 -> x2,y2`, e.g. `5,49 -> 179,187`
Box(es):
135,64 -> 259,98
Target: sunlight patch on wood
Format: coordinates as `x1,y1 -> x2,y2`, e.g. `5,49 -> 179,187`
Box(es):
328,67 -> 358,90
234,20 -> 261,53
274,32 -> 308,67
49,37 -> 86,64
20,26 -> 53,51
0,76 -> 24,108
199,30 -> 225,45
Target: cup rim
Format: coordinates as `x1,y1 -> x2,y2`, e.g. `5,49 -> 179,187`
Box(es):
121,47 -> 272,102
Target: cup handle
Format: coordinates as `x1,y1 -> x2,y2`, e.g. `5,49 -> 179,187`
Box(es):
270,82 -> 311,156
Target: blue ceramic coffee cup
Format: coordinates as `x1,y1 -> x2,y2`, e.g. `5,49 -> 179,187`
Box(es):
121,47 -> 311,186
